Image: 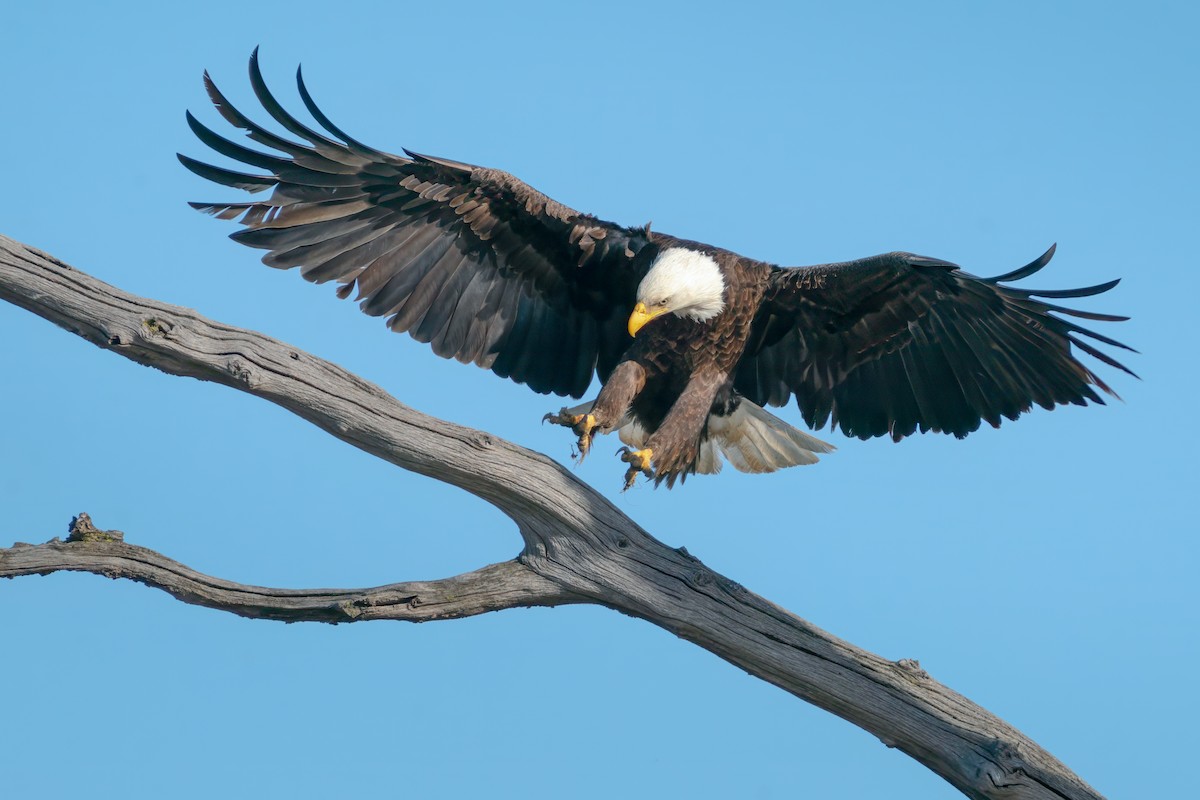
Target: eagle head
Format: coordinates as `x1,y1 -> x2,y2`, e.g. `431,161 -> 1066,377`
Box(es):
629,247 -> 727,337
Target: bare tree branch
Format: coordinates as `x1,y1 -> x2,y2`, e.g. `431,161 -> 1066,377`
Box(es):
2,514 -> 581,623
0,233 -> 1105,800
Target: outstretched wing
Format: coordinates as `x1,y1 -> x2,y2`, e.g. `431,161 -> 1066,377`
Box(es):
735,246 -> 1135,440
180,50 -> 653,397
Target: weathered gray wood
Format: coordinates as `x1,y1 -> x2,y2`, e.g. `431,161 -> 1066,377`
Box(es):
3,515 -> 580,622
0,233 -> 1105,800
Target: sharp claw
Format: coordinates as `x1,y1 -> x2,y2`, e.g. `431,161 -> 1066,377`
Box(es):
577,432 -> 593,459
616,446 -> 654,490
545,409 -> 599,461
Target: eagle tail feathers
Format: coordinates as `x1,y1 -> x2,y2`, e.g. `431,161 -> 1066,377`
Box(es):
708,400 -> 834,474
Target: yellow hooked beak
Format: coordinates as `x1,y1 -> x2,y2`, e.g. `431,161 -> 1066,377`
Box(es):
628,302 -> 667,337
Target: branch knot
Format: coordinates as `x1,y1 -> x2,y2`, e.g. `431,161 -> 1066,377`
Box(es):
142,317 -> 174,338
225,357 -> 257,387
67,513 -> 124,543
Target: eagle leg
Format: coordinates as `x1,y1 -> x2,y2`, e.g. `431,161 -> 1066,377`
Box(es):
617,446 -> 655,491
543,409 -> 600,459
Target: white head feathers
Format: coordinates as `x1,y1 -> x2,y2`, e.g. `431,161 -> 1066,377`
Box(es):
636,248 -> 727,324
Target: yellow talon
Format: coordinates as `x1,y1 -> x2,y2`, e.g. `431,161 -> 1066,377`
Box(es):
618,446 -> 654,490
575,413 -> 598,456
543,409 -> 599,459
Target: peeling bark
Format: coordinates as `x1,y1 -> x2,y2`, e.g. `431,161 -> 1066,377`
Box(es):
0,234 -> 1105,800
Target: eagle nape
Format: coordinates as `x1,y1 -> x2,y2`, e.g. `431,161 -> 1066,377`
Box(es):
180,51 -> 1135,491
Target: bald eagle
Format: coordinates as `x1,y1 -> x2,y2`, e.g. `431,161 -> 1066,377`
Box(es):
181,53 -> 1134,489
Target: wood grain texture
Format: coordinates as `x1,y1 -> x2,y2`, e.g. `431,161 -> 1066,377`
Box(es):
0,233 -> 1104,800
3,516 -> 578,623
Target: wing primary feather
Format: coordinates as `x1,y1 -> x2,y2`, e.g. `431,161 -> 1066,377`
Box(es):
188,200 -> 264,221
259,180 -> 345,202
295,64 -> 387,158
989,315 -> 1080,409
185,111 -> 293,173
177,154 -> 275,192
1059,321 -> 1140,361
1015,278 -> 1121,299
1038,303 -> 1129,322
232,207 -> 382,253
248,48 -> 344,150
202,71 -> 357,168
1000,294 -> 1137,366
249,197 -> 372,229
1003,291 -> 1130,323
988,314 -> 1066,408
1066,335 -> 1136,382
983,243 -> 1057,283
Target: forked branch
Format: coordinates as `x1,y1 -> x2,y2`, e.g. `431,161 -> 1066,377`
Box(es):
0,234 -> 1105,800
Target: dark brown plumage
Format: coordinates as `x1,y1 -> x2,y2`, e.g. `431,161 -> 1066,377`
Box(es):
181,51 -> 1135,488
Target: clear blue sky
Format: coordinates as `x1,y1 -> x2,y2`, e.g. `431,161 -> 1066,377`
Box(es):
1,2 -> 1195,798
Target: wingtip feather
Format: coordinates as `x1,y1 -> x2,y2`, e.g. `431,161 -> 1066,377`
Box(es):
177,152 -> 275,192
985,243 -> 1058,283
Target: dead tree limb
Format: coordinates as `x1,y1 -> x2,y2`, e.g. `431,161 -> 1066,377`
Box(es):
0,233 -> 1105,800
5,514 -> 580,622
